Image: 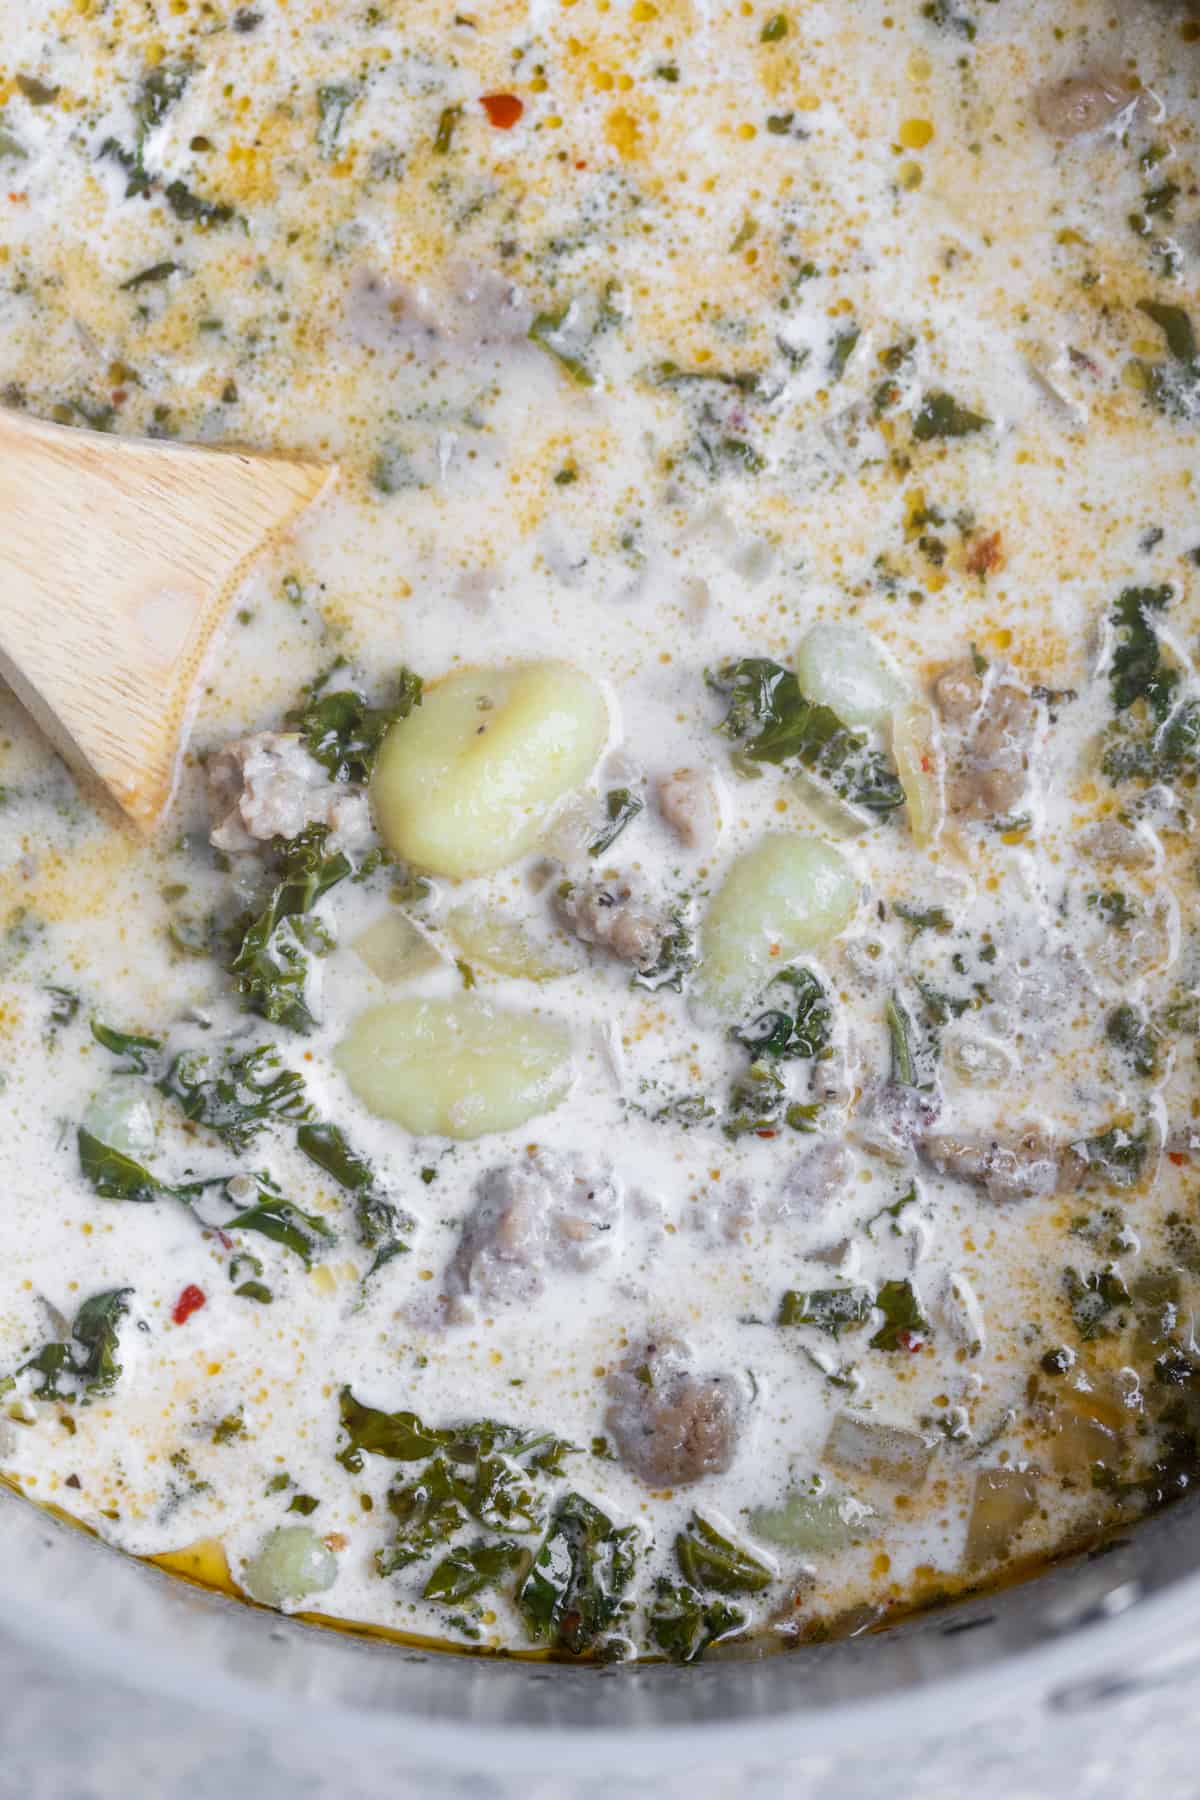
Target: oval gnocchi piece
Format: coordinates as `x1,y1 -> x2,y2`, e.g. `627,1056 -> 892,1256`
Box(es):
445,902 -> 582,981
698,832 -> 858,1012
335,996 -> 574,1139
370,662 -> 609,879
242,1526 -> 338,1608
795,622 -> 905,729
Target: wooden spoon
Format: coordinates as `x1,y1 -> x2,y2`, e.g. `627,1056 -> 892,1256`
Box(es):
0,409 -> 331,835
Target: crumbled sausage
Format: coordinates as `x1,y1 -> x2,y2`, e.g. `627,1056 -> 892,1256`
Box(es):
852,1082 -> 941,1163
1077,818 -> 1155,869
932,659 -> 1035,820
553,877 -> 666,970
605,1336 -> 743,1487
778,1136 -> 851,1219
918,1128 -> 1066,1202
444,1151 -> 622,1312
656,766 -> 721,851
1034,72 -> 1133,139
344,265 -> 533,360
207,733 -> 372,854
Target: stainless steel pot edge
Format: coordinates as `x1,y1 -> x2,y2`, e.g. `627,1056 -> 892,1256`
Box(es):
5,1484 -> 1199,1774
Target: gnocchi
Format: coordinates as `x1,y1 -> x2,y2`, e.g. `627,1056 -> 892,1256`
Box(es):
795,622 -> 905,729
370,662 -> 609,879
444,902 -> 582,981
698,832 -> 858,1012
335,996 -> 574,1138
242,1526 -> 338,1608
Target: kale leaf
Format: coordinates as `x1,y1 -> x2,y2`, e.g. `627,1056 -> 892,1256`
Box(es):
629,910 -> 696,994
778,1285 -> 872,1338
1108,585 -> 1177,715
287,666 -> 422,784
1064,1265 -> 1130,1341
297,1119 -> 412,1275
912,391 -> 990,441
517,1492 -> 639,1654
675,1513 -> 772,1594
337,1387 -> 576,1478
1136,298 -> 1200,419
159,1043 -> 312,1152
588,787 -> 645,858
646,1579 -> 747,1663
15,1288 -> 134,1402
732,966 -> 832,1061
1106,1003 -> 1160,1079
92,1020 -> 164,1074
707,658 -> 903,817
224,1176 -> 336,1267
77,1128 -> 173,1204
1074,1124 -> 1150,1189
423,1540 -> 525,1605
869,1279 -> 930,1351
229,826 -> 353,1032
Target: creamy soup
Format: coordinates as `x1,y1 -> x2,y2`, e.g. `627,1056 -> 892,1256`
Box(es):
0,0 -> 1199,1663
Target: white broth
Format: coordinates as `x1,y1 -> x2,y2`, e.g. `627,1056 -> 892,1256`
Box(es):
0,0 -> 1198,1660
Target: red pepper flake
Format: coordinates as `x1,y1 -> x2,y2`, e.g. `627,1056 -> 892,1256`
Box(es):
920,753 -> 932,773
481,93 -> 523,129
172,1284 -> 207,1326
896,1329 -> 925,1353
965,530 -> 1004,577
1168,1150 -> 1190,1166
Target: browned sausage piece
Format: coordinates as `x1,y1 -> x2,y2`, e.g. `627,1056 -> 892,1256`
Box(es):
917,1129 -> 1065,1203
931,659 -> 1035,821
553,877 -> 667,970
1034,72 -> 1134,139
445,1151 -> 622,1310
605,1336 -> 743,1487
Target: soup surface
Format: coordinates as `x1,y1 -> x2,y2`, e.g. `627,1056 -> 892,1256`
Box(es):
1,0 -> 1199,1662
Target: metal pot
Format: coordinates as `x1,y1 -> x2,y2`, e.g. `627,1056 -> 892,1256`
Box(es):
5,1482 -> 1196,1774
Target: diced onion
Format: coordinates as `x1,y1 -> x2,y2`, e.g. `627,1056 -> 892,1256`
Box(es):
891,701 -> 943,848
352,912 -> 442,983
823,1412 -> 934,1489
963,1468 -> 1037,1568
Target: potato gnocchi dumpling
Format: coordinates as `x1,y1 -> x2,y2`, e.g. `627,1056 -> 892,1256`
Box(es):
370,662 -> 609,878
445,902 -> 582,981
796,622 -> 905,729
335,996 -> 574,1138
698,832 -> 858,1011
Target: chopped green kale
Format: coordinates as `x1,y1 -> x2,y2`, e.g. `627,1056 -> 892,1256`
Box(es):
869,1279 -> 930,1351
287,665 -> 422,783
778,1286 -> 872,1338
675,1513 -> 772,1593
517,1492 -> 639,1655
732,966 -> 832,1061
588,787 -> 645,858
707,658 -> 903,816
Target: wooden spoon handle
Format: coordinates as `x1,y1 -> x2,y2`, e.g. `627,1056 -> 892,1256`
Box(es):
0,410 -> 330,833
